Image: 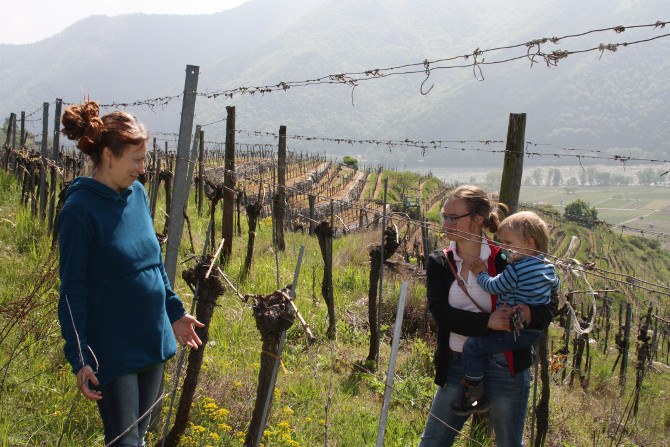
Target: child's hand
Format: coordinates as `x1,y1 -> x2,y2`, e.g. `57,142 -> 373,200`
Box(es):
469,259 -> 486,275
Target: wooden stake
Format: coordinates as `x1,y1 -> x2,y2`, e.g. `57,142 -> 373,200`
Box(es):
499,113 -> 526,216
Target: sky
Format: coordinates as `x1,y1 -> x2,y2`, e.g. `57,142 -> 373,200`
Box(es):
1,0 -> 251,44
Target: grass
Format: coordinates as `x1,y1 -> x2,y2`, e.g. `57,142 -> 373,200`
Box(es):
1,168 -> 669,446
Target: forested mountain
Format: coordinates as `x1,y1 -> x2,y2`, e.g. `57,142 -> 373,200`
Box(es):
1,0 -> 668,168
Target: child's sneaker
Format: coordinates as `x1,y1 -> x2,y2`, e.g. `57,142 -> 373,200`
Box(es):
450,379 -> 490,416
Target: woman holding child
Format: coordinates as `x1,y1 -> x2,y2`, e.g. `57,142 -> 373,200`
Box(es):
418,185 -> 557,447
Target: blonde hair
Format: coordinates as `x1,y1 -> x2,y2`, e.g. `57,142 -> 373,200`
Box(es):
498,211 -> 550,253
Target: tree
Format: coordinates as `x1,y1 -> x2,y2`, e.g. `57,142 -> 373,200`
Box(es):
586,167 -> 597,186
550,168 -> 562,186
594,171 -> 611,186
637,167 -> 657,186
342,155 -> 358,171
578,169 -> 588,186
564,199 -> 598,228
566,177 -> 578,186
531,168 -> 543,186
611,173 -> 633,186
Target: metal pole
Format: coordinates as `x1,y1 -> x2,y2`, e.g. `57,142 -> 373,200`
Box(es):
375,282 -> 408,447
164,65 -> 199,284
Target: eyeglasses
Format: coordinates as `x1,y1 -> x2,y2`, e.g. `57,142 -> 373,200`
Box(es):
440,212 -> 472,224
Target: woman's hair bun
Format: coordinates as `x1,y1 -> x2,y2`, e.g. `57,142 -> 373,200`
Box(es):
61,100 -> 106,155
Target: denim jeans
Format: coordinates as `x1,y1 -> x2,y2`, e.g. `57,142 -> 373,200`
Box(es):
419,351 -> 531,447
95,363 -> 164,447
463,329 -> 542,381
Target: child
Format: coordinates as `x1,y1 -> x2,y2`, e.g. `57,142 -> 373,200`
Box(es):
450,211 -> 559,416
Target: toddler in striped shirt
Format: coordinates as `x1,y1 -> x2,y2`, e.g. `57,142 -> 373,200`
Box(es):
451,211 -> 560,416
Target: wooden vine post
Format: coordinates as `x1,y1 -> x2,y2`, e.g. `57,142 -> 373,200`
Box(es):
561,292 -> 573,383
498,112 -> 526,216
197,129 -> 205,217
47,99 -> 62,236
308,194 -> 315,235
162,257 -> 226,447
315,221 -> 336,339
366,224 -> 399,364
150,138 -> 159,220
205,180 -> 225,253
221,106 -> 236,265
619,303 -> 632,395
603,292 -> 612,353
570,307 -> 592,388
2,112 -> 15,170
241,185 -> 263,281
245,247 -> 305,447
161,166 -> 174,236
273,125 -> 287,251
38,102 -> 49,221
533,330 -> 551,447
633,305 -> 653,416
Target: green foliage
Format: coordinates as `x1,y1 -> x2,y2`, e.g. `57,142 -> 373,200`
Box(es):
1,168 -> 670,447
564,199 -> 598,228
342,155 -> 358,170
637,167 -> 659,185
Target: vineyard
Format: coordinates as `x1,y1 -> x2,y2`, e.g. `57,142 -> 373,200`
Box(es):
520,186 -> 670,250
1,121 -> 670,446
2,17 -> 670,444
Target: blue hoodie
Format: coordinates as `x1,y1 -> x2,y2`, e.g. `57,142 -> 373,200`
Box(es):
57,177 -> 185,387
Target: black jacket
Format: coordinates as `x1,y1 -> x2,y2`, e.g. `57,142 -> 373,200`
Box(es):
427,242 -> 556,386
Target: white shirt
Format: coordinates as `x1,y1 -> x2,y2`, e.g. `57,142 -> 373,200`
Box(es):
448,239 -> 494,353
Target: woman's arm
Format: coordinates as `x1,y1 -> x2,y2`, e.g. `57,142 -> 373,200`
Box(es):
426,251 -> 491,337
57,209 -> 96,374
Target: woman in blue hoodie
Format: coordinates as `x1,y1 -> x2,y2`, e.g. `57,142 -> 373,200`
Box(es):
57,100 -> 204,446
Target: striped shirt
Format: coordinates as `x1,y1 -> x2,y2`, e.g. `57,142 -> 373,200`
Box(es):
477,255 -> 559,306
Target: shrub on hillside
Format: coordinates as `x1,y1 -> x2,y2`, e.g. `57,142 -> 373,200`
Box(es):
564,199 -> 598,228
342,155 -> 358,170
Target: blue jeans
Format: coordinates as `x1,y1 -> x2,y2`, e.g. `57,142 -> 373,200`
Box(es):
419,351 -> 531,447
95,363 -> 164,447
463,329 -> 542,381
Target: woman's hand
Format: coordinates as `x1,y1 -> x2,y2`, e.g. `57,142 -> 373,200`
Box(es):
469,259 -> 487,276
76,365 -> 102,401
487,304 -> 512,331
172,314 -> 205,349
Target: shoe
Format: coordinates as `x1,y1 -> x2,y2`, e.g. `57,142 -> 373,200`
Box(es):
450,379 -> 490,416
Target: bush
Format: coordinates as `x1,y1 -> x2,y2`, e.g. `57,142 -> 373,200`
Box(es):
342,155 -> 358,170
564,199 -> 598,228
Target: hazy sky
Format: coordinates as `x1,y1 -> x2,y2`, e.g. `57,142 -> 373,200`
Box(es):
1,0 -> 251,44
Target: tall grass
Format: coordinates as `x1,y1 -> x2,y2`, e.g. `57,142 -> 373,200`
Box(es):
0,169 -> 669,446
